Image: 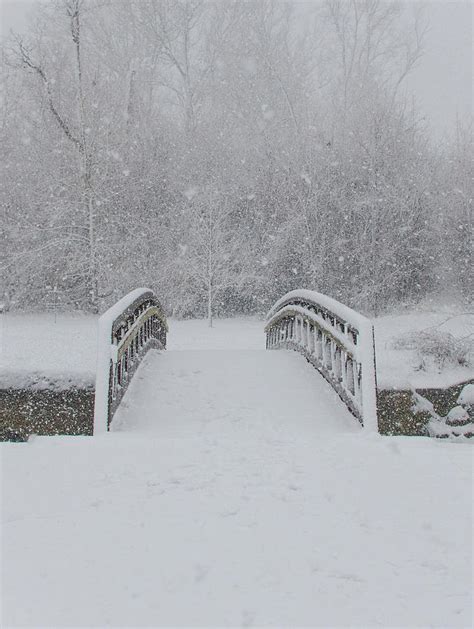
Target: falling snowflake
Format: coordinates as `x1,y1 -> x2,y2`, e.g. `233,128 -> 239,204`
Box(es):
184,187 -> 199,200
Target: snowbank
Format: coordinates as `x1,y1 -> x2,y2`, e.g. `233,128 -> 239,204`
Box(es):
1,428 -> 471,627
0,369 -> 95,391
0,312 -> 98,390
1,310 -> 473,392
374,311 -> 474,389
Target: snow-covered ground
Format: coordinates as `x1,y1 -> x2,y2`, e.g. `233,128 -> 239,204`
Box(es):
0,314 -> 264,389
0,312 -> 97,389
1,308 -> 473,390
374,311 -> 474,390
167,316 -> 265,351
1,318 -> 473,627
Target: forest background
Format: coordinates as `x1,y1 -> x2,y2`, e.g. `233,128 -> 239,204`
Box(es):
1,0 -> 472,320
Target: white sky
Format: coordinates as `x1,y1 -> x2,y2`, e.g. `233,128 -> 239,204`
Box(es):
0,0 -> 472,139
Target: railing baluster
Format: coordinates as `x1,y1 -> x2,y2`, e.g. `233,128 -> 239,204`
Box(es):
308,324 -> 315,354
341,350 -> 347,388
334,346 -> 342,381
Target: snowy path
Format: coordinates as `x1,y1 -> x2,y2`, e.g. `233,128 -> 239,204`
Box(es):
1,319 -> 472,627
112,349 -> 355,437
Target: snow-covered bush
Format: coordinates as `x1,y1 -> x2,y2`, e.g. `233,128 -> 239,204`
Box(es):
456,382 -> 474,424
457,383 -> 474,409
426,383 -> 474,439
393,330 -> 473,371
427,398 -> 474,440
446,405 -> 470,426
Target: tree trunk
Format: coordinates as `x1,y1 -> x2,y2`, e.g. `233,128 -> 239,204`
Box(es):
207,281 -> 213,328
71,1 -> 99,313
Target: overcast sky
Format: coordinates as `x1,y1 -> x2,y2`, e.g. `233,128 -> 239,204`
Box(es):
0,0 -> 472,139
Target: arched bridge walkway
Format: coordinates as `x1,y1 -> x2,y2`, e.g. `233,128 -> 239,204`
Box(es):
112,341 -> 356,438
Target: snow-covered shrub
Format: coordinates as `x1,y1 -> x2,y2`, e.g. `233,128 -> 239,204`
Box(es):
425,383 -> 474,439
446,405 -> 470,426
427,404 -> 474,439
393,330 -> 473,371
456,382 -> 474,424
410,391 -> 456,439
457,383 -> 474,409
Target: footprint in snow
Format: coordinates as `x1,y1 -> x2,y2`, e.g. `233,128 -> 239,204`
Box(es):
327,572 -> 365,583
242,609 -> 255,627
194,563 -> 210,583
220,509 -> 239,517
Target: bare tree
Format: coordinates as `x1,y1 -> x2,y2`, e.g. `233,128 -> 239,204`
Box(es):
6,0 -> 101,311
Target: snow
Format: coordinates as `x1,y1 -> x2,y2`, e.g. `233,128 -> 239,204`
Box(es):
0,312 -> 97,390
458,383 -> 474,406
1,319 -> 472,627
266,291 -> 378,431
374,311 -> 474,390
3,435 -> 472,627
0,370 -> 95,391
267,303 -> 358,358
428,415 -> 474,438
112,349 -> 356,437
411,390 -> 437,417
167,317 -> 265,351
96,287 -> 156,331
94,288 -> 162,433
1,309 -> 472,393
266,294 -> 473,392
267,289 -> 371,331
0,315 -> 263,389
446,405 -> 470,425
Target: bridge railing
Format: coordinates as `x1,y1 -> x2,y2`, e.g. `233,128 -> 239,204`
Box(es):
94,288 -> 168,433
265,290 -> 378,431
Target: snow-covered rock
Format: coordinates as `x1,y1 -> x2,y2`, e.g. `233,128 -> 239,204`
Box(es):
446,405 -> 471,426
428,405 -> 474,439
457,382 -> 474,407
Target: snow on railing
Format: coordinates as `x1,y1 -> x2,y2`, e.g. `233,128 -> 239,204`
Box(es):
93,288 -> 168,434
265,289 -> 378,430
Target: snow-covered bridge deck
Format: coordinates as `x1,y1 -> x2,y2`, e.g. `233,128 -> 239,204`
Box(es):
113,348 -> 354,437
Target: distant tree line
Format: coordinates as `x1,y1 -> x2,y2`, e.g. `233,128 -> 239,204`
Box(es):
1,0 -> 472,320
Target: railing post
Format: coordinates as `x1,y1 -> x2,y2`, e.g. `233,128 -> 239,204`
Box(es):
334,346 -> 342,381
359,324 -> 378,432
341,350 -> 347,388
308,324 -> 314,353
303,319 -> 309,349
